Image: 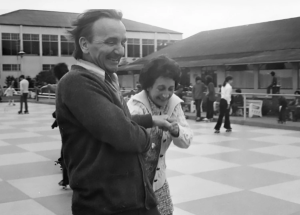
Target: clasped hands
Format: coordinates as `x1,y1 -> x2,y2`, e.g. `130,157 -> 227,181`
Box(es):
152,115 -> 179,137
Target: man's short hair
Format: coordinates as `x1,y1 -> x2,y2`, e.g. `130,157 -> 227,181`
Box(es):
52,63 -> 69,81
270,71 -> 275,76
139,55 -> 181,90
19,75 -> 25,79
69,9 -> 123,60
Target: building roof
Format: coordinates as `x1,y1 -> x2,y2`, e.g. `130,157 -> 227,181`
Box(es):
0,9 -> 182,34
119,16 -> 300,71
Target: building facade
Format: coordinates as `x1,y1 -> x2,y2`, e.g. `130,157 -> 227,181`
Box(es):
119,16 -> 300,94
0,10 -> 182,88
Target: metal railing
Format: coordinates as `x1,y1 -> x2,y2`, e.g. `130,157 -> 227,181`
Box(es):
230,92 -> 300,119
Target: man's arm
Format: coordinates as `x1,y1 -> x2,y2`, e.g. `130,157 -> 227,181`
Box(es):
20,81 -> 23,94
62,74 -> 151,153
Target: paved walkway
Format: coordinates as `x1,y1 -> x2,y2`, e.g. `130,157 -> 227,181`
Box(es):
1,103 -> 300,215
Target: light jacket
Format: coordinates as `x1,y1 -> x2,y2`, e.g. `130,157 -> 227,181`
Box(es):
128,90 -> 193,191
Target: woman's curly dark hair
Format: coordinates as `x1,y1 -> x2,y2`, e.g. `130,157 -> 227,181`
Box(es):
139,55 -> 181,90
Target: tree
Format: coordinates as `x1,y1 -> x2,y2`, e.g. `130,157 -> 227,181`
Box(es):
25,76 -> 35,88
34,70 -> 56,86
5,76 -> 18,88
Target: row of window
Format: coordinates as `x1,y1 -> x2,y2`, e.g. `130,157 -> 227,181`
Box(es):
2,33 -> 74,56
127,39 -> 177,57
2,33 -> 177,58
2,64 -> 55,71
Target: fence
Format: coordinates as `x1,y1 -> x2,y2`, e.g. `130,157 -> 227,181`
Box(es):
230,92 -> 300,120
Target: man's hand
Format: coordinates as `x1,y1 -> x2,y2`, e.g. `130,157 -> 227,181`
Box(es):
169,122 -> 179,137
152,115 -> 172,131
166,117 -> 180,137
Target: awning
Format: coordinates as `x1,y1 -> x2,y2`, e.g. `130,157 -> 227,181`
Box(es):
118,49 -> 300,71
177,49 -> 300,67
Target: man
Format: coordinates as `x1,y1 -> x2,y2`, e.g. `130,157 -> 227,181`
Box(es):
56,10 -> 168,215
192,76 -> 207,121
18,75 -> 29,114
267,71 -> 278,94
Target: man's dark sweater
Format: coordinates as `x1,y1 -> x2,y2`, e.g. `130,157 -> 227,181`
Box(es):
56,65 -> 157,214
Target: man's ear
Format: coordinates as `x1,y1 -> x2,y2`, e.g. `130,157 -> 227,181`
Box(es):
79,37 -> 89,54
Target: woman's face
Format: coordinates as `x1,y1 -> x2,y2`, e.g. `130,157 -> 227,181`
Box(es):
147,76 -> 175,107
229,79 -> 233,85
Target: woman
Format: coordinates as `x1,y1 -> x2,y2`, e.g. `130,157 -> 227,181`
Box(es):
214,76 -> 233,133
205,75 -> 215,121
127,55 -> 193,215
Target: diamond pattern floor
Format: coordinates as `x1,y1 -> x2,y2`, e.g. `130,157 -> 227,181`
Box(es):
1,102 -> 300,215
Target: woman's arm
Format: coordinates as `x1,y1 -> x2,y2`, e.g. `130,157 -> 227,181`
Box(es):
168,104 -> 193,148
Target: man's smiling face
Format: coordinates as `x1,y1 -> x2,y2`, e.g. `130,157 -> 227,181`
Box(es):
85,17 -> 126,73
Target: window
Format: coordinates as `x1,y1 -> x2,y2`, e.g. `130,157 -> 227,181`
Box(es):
127,38 -> 140,57
226,70 -> 254,89
2,33 -> 20,55
3,64 -> 21,71
23,34 -> 39,55
259,70 -> 293,89
142,39 -> 154,57
42,35 -> 58,56
61,35 -> 74,56
42,64 -> 55,71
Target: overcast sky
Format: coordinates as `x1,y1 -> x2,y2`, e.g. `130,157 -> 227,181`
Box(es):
1,0 -> 300,38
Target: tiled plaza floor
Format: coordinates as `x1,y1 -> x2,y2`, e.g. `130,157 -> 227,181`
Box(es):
1,102 -> 300,215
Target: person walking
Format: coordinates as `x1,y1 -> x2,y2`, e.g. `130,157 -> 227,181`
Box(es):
214,76 -> 233,133
18,75 -> 29,114
56,9 -> 169,215
192,76 -> 206,121
205,75 -> 215,122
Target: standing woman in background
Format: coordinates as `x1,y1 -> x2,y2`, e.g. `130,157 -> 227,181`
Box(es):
214,76 -> 233,133
205,75 -> 215,122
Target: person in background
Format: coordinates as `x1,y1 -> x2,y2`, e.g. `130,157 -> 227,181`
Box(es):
42,63 -> 69,188
0,85 -> 3,102
231,89 -> 243,116
214,76 -> 233,133
278,95 -> 288,124
287,90 -> 300,121
4,84 -> 16,105
18,75 -> 29,114
128,55 -> 193,215
205,75 -> 215,122
41,63 -> 69,93
192,76 -> 207,121
267,71 -> 277,94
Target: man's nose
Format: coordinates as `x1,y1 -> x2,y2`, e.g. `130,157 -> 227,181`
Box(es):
114,43 -> 125,56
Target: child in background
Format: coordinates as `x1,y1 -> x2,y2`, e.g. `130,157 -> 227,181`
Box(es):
4,85 -> 16,105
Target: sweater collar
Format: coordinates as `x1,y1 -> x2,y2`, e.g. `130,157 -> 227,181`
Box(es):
76,59 -> 105,82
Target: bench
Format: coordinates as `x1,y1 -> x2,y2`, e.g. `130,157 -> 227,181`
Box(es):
238,99 -> 263,118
